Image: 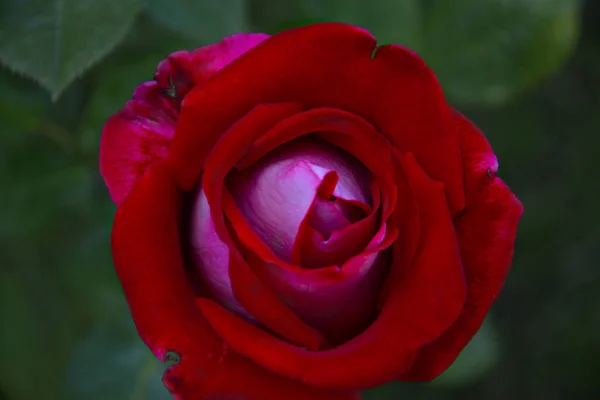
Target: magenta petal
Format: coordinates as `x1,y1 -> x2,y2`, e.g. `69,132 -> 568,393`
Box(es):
99,91 -> 176,205
227,137 -> 372,263
308,197 -> 353,238
189,33 -> 271,83
100,34 -> 271,205
189,188 -> 251,319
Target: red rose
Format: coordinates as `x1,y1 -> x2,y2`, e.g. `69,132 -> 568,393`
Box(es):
100,23 -> 523,400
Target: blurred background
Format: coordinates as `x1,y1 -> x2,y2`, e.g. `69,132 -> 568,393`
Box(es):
1,0 -> 598,399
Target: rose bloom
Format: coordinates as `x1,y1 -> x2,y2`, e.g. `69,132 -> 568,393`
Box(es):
100,23 -> 523,400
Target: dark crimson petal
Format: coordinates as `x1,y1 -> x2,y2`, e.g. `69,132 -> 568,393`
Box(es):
196,153 -> 466,389
184,299 -> 362,400
235,108 -> 398,225
223,185 -> 394,344
166,22 -> 464,214
113,161 -> 354,399
401,111 -> 524,381
217,109 -> 400,342
199,102 -> 328,350
377,148 -> 420,307
166,349 -> 362,400
111,159 -> 220,370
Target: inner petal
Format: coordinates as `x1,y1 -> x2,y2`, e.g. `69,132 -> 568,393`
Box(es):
227,136 -> 372,263
309,196 -> 368,240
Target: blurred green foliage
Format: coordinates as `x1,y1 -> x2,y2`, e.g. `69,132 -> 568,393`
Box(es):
1,0 -> 598,399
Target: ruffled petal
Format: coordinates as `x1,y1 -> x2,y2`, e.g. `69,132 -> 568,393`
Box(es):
227,136 -> 372,263
292,177 -> 378,270
100,34 -> 269,205
99,83 -> 177,205
234,108 -> 398,226
178,299 -> 361,400
189,33 -> 270,83
217,109 -> 399,343
111,160 -> 220,365
112,160 -> 357,399
198,153 -> 466,389
167,23 -> 464,214
401,111 -> 523,381
224,186 -> 394,344
197,102 -> 328,349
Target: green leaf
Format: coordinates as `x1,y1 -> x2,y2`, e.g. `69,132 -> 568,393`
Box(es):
64,319 -> 171,400
144,0 -> 249,43
0,0 -> 142,99
421,0 -> 579,106
250,0 -> 422,51
432,317 -> 501,386
0,68 -> 49,136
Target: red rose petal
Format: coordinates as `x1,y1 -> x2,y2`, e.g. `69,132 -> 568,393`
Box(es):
234,108 -> 398,225
215,109 -> 403,343
222,186 -> 394,344
167,22 -> 464,214
401,111 -> 524,381
111,160 -> 220,363
198,153 -> 466,389
112,160 -> 359,399
377,149 -> 421,307
199,102 -> 329,350
189,299 -> 361,400
166,350 -> 362,400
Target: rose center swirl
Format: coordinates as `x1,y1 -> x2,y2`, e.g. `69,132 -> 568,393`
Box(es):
226,136 -> 374,268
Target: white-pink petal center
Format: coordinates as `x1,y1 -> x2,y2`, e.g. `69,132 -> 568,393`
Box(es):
227,137 -> 372,262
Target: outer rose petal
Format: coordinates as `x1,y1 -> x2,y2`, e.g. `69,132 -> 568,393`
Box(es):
196,154 -> 466,390
189,33 -> 270,83
112,160 -> 359,400
211,109 -> 400,343
111,160 -> 220,364
99,84 -> 176,205
401,111 -> 524,380
167,22 -> 465,214
100,34 -> 269,205
223,187 -> 395,344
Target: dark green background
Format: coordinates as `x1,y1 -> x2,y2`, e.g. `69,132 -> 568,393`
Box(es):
1,0 -> 598,399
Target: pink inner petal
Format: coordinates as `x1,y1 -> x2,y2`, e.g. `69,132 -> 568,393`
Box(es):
227,137 -> 372,264
189,188 -> 251,319
307,198 -> 353,239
